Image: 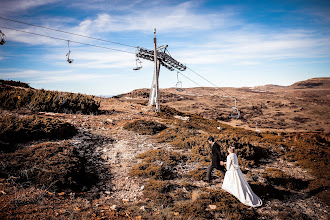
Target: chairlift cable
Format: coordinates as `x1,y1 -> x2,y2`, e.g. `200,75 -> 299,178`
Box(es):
0,16 -> 137,48
185,66 -> 244,118
177,71 -> 203,87
153,48 -> 237,99
186,66 -> 232,97
0,26 -> 135,54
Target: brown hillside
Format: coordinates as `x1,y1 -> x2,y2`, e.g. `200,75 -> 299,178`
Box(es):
290,77 -> 330,89
0,78 -> 329,219
120,77 -> 330,133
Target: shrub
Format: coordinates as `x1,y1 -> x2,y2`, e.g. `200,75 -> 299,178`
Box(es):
262,168 -> 309,190
157,126 -> 268,169
136,149 -> 186,167
187,168 -> 207,181
0,86 -> 100,114
130,149 -> 186,180
286,132 -> 330,205
249,182 -> 291,200
0,79 -> 31,88
276,207 -> 310,220
0,114 -> 77,152
123,120 -> 167,135
156,105 -> 187,118
0,142 -> 97,191
130,162 -> 173,180
173,188 -> 257,219
143,179 -> 176,206
173,200 -> 213,219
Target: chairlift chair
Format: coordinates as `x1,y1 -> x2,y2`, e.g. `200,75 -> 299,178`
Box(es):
175,71 -> 184,92
133,58 -> 142,70
231,107 -> 240,119
176,81 -> 184,92
255,121 -> 261,133
0,30 -> 6,45
66,40 -> 74,63
230,97 -> 240,119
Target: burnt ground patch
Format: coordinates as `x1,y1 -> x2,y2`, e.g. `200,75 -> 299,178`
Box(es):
0,114 -> 77,152
123,119 -> 167,135
0,130 -> 114,219
0,131 -> 113,193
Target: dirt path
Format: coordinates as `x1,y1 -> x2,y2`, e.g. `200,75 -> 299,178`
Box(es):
99,127 -> 157,202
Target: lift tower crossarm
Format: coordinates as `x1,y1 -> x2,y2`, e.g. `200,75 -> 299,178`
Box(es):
136,47 -> 186,72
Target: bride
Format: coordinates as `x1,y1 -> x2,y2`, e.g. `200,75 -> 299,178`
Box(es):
222,146 -> 262,207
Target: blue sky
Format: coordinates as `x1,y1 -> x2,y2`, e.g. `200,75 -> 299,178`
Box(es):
0,0 -> 329,96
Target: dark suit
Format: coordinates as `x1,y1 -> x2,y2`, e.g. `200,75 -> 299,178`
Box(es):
206,141 -> 225,182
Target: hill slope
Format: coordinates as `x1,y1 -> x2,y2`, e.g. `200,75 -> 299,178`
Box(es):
121,77 -> 330,133
0,79 -> 329,219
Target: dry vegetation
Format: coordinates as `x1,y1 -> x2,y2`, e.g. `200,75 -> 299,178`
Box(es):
0,84 -> 100,114
123,119 -> 167,135
0,78 -> 329,219
0,114 -> 77,152
123,104 -> 329,219
122,77 -> 330,133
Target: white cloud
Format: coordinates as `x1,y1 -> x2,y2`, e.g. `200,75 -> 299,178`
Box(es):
0,0 -> 61,15
237,61 -> 260,66
2,28 -> 63,45
69,0 -> 145,12
176,28 -> 330,66
31,73 -> 105,84
72,2 -> 224,33
0,69 -> 72,79
0,68 -> 122,87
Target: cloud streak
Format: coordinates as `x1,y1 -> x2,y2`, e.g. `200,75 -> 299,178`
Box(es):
72,2 -> 224,34
177,28 -> 330,66
0,0 -> 61,15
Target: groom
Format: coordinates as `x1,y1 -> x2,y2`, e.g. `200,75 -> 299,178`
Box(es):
206,136 -> 226,183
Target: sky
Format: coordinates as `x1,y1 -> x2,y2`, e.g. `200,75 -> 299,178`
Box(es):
0,0 -> 329,96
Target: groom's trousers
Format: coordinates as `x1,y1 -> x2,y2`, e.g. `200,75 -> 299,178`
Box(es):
206,164 -> 225,182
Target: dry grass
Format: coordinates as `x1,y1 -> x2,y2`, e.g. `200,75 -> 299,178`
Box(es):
130,148 -> 186,180
0,141 -> 95,190
127,105 -> 329,219
262,168 -> 309,190
123,119 -> 167,135
173,188 -> 257,219
285,133 -> 330,205
0,85 -> 100,114
1,79 -> 329,219
0,114 -> 77,152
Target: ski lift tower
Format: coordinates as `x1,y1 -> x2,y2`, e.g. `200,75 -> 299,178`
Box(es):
136,28 -> 186,112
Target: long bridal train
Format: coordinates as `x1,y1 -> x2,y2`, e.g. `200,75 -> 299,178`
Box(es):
222,150 -> 262,207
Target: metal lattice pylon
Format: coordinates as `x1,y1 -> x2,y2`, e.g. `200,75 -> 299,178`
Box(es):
136,29 -> 186,112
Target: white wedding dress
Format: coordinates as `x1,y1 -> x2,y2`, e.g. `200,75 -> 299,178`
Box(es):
222,153 -> 262,207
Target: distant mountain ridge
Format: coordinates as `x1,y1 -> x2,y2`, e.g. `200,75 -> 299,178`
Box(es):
250,77 -> 329,91
290,77 -> 330,89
